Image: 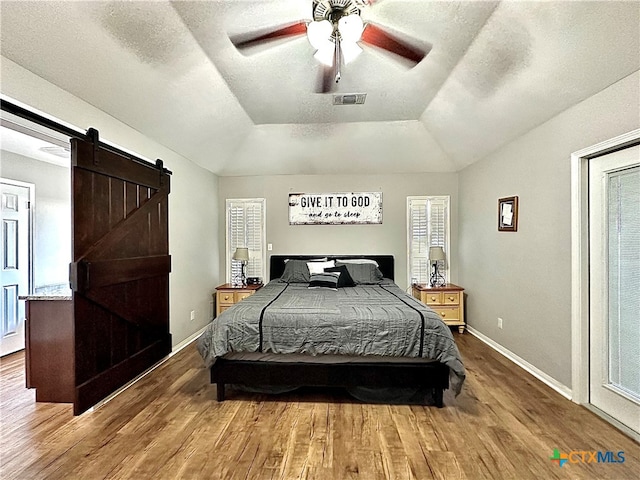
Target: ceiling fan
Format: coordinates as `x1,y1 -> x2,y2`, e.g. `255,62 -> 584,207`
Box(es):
229,0 -> 431,93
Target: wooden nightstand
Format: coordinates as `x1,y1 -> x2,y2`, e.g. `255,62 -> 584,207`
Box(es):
215,283 -> 262,317
412,283 -> 465,333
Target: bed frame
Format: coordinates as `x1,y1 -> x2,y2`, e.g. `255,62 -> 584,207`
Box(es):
209,255 -> 450,406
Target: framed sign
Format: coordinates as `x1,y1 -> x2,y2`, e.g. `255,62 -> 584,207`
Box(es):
289,192 -> 383,225
498,196 -> 518,231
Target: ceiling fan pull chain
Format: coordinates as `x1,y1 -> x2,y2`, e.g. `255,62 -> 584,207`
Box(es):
334,40 -> 342,83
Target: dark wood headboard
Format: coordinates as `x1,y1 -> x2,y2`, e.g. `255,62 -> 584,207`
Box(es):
269,255 -> 394,281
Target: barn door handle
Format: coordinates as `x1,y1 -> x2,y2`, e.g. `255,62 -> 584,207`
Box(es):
69,260 -> 90,293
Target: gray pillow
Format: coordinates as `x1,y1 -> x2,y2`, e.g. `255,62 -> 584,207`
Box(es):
335,261 -> 384,284
279,259 -> 311,283
279,258 -> 328,283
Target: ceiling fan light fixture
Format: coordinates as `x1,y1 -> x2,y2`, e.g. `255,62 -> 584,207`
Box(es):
341,40 -> 362,64
307,19 -> 333,50
314,44 -> 335,66
338,14 -> 364,43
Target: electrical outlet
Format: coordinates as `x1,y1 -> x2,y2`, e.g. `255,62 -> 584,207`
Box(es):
268,243 -> 273,251
190,310 -> 195,321
498,317 -> 503,329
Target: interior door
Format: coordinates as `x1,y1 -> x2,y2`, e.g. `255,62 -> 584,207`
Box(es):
70,131 -> 171,415
589,144 -> 640,436
1,179 -> 32,356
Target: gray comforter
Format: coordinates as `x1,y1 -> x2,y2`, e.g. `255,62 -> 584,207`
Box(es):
197,280 -> 465,394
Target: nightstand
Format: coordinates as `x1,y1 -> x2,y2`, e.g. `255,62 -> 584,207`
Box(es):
214,283 -> 262,317
412,283 -> 465,333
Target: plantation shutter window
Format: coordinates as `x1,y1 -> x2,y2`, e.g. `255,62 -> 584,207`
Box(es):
226,199 -> 266,282
407,196 -> 450,286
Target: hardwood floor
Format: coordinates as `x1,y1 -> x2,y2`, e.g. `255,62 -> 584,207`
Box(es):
1,333 -> 638,479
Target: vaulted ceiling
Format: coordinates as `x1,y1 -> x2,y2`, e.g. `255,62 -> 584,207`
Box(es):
1,1 -> 638,176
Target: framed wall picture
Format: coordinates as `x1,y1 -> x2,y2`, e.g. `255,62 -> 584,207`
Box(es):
498,196 -> 518,232
288,192 -> 383,225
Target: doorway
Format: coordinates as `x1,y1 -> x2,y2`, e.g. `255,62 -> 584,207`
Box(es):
0,179 -> 33,356
588,145 -> 639,436
0,115 -> 72,360
571,129 -> 640,441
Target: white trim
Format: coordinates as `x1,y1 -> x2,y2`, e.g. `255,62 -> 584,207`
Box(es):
467,326 -> 572,400
570,129 -> 640,405
82,326 -> 208,415
584,404 -> 640,443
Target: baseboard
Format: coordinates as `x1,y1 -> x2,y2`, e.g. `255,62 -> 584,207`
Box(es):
466,326 -> 573,400
85,325 -> 208,414
171,325 -> 208,354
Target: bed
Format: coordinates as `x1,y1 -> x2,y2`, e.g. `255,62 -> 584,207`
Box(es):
197,255 -> 465,407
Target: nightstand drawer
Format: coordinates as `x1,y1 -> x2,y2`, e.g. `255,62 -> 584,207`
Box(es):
434,306 -> 460,321
412,283 -> 465,333
443,292 -> 460,305
235,291 -> 254,302
215,283 -> 263,318
423,292 -> 443,305
218,292 -> 235,305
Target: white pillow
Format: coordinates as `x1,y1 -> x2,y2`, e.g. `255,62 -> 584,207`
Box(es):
335,258 -> 379,267
307,260 -> 335,274
284,257 -> 327,263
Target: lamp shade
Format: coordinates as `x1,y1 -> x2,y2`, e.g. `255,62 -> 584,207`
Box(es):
429,246 -> 446,261
232,247 -> 249,262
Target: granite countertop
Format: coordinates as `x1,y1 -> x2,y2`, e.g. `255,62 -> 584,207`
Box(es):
19,295 -> 72,301
19,284 -> 72,301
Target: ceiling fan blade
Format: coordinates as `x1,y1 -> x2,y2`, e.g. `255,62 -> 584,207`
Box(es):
230,22 -> 308,51
360,23 -> 430,65
316,64 -> 335,94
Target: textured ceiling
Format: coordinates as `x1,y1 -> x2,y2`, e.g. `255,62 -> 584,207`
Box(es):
1,1 -> 638,176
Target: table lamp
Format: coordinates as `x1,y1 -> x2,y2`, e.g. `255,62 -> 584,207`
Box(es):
429,246 -> 446,287
232,247 -> 249,286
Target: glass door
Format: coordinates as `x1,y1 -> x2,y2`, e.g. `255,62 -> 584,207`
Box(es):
588,144 -> 640,435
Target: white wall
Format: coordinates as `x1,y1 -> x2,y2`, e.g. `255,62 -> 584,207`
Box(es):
1,57 -> 221,346
1,151 -> 70,289
458,71 -> 640,389
219,172 -> 459,291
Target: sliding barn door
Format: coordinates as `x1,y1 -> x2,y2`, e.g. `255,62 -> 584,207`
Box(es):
70,130 -> 171,415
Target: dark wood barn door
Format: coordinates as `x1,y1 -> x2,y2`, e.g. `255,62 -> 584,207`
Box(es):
70,131 -> 171,415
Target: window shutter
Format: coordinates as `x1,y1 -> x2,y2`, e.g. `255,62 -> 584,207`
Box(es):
244,202 -> 263,278
428,197 -> 448,276
409,198 -> 430,285
226,199 -> 266,282
407,196 -> 450,286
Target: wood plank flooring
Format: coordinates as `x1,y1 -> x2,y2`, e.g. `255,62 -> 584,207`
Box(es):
1,333 -> 638,479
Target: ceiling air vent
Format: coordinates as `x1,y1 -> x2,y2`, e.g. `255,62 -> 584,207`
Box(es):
333,93 -> 366,105
39,145 -> 70,158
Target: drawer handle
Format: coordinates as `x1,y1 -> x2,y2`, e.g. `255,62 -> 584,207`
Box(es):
448,296 -> 455,301
431,296 -> 437,301
440,312 -> 446,317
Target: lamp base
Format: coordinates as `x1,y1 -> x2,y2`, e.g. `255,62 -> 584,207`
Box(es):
231,260 -> 243,287
429,265 -> 446,287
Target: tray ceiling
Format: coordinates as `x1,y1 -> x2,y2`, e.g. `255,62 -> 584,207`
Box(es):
1,1 -> 638,175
